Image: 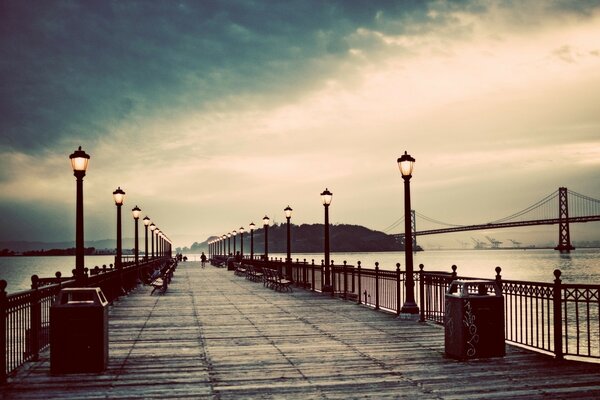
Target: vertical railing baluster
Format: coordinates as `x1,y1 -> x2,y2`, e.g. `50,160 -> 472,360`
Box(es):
311,260 -> 315,291
343,261 -> 348,300
331,261 -> 335,297
553,269 -> 564,360
419,264 -> 425,322
357,261 -> 362,305
0,280 -> 7,384
375,262 -> 380,311
396,263 -> 401,316
320,260 -> 324,292
30,275 -> 41,362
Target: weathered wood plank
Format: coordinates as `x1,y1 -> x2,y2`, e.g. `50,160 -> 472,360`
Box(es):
3,261 -> 600,399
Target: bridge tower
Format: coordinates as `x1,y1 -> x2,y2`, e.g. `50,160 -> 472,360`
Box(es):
554,187 -> 575,252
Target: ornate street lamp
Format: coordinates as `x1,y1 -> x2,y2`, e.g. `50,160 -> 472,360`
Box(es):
321,188 -> 333,292
113,187 -> 126,269
263,216 -> 270,261
155,229 -> 161,258
150,223 -> 156,259
132,206 -> 141,265
69,146 -> 90,282
232,230 -> 237,256
143,216 -> 150,261
227,233 -> 231,255
222,234 -> 226,256
398,151 -> 418,314
284,205 -> 293,280
239,227 -> 245,258
249,222 -> 256,259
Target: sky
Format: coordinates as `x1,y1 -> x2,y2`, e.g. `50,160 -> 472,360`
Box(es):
1,0 -> 600,250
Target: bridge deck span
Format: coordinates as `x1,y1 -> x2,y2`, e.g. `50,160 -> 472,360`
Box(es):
4,262 -> 600,399
393,215 -> 600,238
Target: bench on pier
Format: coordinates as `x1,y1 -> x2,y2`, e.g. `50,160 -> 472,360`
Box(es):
233,262 -> 247,276
210,257 -> 227,268
150,260 -> 177,295
244,264 -> 264,282
263,268 -> 292,292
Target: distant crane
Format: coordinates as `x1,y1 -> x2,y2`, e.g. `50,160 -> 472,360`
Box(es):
456,240 -> 469,249
471,237 -> 488,249
508,239 -> 522,248
485,236 -> 503,248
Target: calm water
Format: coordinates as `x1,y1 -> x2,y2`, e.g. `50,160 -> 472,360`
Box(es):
0,255 -> 116,294
193,249 -> 600,284
2,249 -> 600,293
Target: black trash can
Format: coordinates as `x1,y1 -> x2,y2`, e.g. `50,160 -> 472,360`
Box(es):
50,287 -> 109,373
444,280 -> 505,359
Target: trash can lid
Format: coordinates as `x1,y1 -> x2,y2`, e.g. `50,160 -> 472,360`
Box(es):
447,280 -> 502,297
53,287 -> 109,306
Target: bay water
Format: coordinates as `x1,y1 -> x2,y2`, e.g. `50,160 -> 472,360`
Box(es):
188,248 -> 600,284
2,248 -> 599,294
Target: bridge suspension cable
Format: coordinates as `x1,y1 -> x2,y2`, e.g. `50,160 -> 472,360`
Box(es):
414,212 -> 464,228
384,188 -> 600,235
382,216 -> 404,233
488,190 -> 557,224
568,189 -> 600,217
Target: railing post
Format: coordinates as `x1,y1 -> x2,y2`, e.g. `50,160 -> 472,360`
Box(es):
303,259 -> 307,288
375,262 -> 380,310
343,261 -> 348,300
419,264 -> 425,322
553,269 -> 564,360
320,260 -> 324,292
357,261 -> 362,304
30,275 -> 41,361
0,280 -> 7,384
396,263 -> 401,316
330,260 -> 335,297
311,260 -> 315,291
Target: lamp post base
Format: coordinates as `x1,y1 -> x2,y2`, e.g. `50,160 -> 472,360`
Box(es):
398,312 -> 419,321
400,302 -> 419,315
321,285 -> 333,293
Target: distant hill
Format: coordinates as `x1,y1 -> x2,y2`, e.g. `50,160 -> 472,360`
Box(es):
179,223 -> 416,254
0,238 -> 136,253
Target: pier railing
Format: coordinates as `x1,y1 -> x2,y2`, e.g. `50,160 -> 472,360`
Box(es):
1,257 -> 169,383
239,256 -> 600,362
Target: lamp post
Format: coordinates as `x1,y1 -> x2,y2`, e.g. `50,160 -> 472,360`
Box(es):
263,216 -> 270,261
249,222 -> 256,259
284,205 -> 293,280
227,233 -> 231,255
143,216 -> 150,262
398,151 -> 418,314
69,146 -> 90,282
321,188 -> 333,292
233,230 -> 237,256
221,235 -> 226,256
113,187 -> 126,269
132,206 -> 141,265
156,229 -> 161,258
150,223 -> 156,259
239,227 -> 245,258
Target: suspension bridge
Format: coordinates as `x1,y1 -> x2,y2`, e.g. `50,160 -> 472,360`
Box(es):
389,187 -> 600,252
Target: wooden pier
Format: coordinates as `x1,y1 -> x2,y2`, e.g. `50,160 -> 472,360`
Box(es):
3,262 -> 600,399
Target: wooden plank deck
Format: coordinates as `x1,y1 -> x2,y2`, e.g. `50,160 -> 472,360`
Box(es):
3,261 -> 600,399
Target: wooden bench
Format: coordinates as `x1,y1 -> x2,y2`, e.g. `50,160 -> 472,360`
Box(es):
245,264 -> 264,282
263,268 -> 292,292
233,262 -> 247,277
150,261 -> 177,295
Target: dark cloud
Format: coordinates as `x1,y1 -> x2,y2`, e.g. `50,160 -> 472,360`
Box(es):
0,0 -> 435,154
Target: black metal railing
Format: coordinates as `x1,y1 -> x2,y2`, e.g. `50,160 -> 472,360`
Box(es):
232,255 -> 600,362
1,257 -> 170,383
